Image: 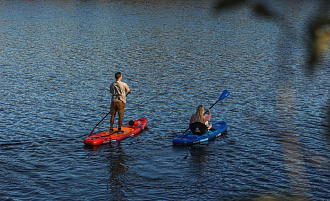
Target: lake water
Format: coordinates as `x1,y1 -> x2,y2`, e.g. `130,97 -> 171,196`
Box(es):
1,0 -> 329,200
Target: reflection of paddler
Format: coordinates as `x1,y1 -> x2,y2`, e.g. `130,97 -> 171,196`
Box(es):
109,72 -> 132,133
108,144 -> 127,198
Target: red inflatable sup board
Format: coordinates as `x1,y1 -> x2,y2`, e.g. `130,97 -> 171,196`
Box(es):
84,117 -> 147,146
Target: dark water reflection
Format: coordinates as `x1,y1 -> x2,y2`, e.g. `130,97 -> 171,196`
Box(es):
107,145 -> 129,200
1,0 -> 329,200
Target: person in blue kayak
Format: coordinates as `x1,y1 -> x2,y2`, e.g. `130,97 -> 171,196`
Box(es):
189,105 -> 212,135
110,72 -> 132,133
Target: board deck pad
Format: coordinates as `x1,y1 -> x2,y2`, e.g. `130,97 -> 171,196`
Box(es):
100,127 -> 134,137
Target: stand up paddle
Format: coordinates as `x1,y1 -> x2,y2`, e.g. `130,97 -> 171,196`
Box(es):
89,112 -> 110,136
181,89 -> 230,136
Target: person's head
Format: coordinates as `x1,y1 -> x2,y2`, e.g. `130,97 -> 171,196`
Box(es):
115,72 -> 122,80
194,105 -> 205,123
196,105 -> 204,116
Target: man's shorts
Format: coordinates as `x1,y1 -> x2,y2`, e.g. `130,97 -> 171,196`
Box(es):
110,101 -> 125,117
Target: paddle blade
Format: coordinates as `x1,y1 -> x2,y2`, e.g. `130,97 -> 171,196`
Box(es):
218,90 -> 230,101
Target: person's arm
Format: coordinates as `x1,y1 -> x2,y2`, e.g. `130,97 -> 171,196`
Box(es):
125,83 -> 132,93
189,115 -> 194,124
110,84 -> 113,94
205,110 -> 211,121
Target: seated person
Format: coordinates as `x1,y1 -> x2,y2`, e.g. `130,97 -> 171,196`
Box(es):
189,105 -> 212,135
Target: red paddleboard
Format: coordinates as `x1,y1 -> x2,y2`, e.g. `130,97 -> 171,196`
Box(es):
84,117 -> 147,146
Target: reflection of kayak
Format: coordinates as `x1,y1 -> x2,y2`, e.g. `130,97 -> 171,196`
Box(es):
84,117 -> 147,146
172,121 -> 227,146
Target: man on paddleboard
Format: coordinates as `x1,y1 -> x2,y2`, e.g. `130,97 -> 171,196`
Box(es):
110,72 -> 132,133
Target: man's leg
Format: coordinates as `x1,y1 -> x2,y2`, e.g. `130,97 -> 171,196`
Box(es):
117,102 -> 125,132
110,102 -> 116,131
110,114 -> 115,130
118,115 -> 123,129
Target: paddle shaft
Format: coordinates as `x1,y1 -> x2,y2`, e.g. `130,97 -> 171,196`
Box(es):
207,99 -> 221,112
89,112 -> 110,136
125,77 -> 143,84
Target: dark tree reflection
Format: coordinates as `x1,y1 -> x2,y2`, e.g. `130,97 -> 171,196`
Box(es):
214,0 -> 329,200
214,0 -> 330,133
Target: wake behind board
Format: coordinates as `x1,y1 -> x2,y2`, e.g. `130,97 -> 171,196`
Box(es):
84,117 -> 147,146
172,121 -> 227,146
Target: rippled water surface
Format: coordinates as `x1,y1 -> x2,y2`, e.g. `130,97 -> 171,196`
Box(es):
1,0 -> 329,200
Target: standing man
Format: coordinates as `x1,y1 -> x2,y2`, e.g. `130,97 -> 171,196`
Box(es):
110,72 -> 132,133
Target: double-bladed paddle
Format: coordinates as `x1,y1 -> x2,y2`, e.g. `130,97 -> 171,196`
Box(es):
207,89 -> 230,111
181,89 -> 230,137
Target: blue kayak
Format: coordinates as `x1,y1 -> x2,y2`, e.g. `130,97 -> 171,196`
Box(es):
172,121 -> 227,146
